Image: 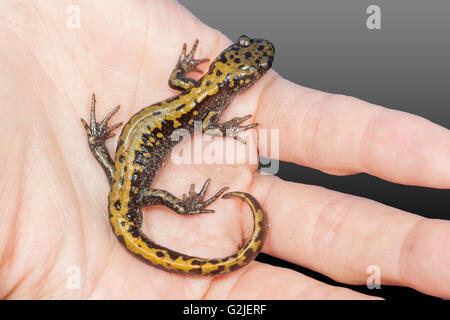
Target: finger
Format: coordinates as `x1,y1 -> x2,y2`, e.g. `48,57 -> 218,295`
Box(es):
250,174 -> 450,299
205,261 -> 380,299
254,74 -> 450,188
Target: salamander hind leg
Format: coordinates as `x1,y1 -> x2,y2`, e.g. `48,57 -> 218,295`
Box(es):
168,39 -> 209,91
81,93 -> 123,184
142,179 -> 228,215
203,113 -> 259,144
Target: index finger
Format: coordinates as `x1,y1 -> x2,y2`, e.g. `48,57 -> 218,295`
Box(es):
254,73 -> 450,188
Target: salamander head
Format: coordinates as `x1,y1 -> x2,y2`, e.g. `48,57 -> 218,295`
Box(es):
208,35 -> 275,93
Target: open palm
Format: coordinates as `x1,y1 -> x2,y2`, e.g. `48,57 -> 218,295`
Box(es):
1,0 -> 449,299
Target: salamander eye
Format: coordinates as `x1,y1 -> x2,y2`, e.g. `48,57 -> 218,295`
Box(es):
238,35 -> 251,47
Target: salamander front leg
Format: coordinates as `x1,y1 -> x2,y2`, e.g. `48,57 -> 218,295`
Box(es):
141,179 -> 228,215
168,39 -> 209,91
81,94 -> 123,184
202,112 -> 258,144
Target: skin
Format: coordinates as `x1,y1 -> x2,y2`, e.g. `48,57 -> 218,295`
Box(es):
0,0 -> 449,299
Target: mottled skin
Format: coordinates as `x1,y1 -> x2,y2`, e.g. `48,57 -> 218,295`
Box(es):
82,35 -> 274,276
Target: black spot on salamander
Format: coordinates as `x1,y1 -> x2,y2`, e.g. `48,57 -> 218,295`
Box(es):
175,104 -> 185,111
140,237 -> 178,260
218,54 -> 227,63
245,52 -> 252,60
216,265 -> 226,274
123,166 -> 127,172
152,110 -> 161,116
205,80 -> 211,86
120,221 -> 125,227
233,58 -> 241,64
229,263 -> 241,272
209,259 -> 220,265
229,54 -> 234,59
164,249 -> 180,261
156,251 -> 164,258
119,155 -> 125,163
119,175 -> 124,185
255,59 -> 260,65
216,70 -> 222,76
189,268 -> 203,275
114,200 -> 121,210
128,225 -> 139,238
257,45 -> 265,51
191,259 -> 207,266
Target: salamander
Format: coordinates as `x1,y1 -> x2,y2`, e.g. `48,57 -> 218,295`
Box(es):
81,35 -> 274,276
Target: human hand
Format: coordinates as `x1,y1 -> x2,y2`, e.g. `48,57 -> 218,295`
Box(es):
0,0 -> 449,299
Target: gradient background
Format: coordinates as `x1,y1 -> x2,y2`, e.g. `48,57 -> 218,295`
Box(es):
179,0 -> 450,300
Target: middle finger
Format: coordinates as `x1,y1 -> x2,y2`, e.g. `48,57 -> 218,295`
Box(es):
250,174 -> 450,298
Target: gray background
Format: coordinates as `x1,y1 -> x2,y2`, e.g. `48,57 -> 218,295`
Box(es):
179,0 -> 449,299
